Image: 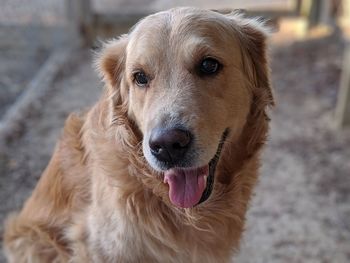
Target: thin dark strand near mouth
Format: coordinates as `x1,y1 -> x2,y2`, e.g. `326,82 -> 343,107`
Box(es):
197,128 -> 229,205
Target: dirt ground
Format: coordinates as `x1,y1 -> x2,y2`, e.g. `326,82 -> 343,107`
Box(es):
0,33 -> 349,263
0,48 -> 48,118
237,34 -> 350,263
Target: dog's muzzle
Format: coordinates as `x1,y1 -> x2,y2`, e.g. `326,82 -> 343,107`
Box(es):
162,129 -> 229,208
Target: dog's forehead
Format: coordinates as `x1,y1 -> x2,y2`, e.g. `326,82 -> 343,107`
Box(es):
126,10 -> 236,64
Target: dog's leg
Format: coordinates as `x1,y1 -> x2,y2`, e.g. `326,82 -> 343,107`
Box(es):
3,113 -> 90,263
4,213 -> 69,263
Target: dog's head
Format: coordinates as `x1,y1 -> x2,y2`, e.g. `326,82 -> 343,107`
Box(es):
96,8 -> 273,209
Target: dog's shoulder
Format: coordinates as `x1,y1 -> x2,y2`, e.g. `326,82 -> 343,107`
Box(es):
21,110 -> 91,220
55,110 -> 91,204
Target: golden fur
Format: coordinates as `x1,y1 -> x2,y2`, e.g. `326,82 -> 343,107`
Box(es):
3,7 -> 274,263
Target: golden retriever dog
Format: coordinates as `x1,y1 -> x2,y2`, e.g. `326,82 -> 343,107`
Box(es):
3,7 -> 274,263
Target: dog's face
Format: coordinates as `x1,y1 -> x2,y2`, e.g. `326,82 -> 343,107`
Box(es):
98,8 -> 273,208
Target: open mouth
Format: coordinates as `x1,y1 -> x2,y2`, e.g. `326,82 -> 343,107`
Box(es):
163,129 -> 229,208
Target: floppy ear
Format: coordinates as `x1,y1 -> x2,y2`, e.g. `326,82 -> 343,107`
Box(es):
225,13 -> 275,155
95,36 -> 142,146
95,36 -> 129,105
227,13 -> 275,109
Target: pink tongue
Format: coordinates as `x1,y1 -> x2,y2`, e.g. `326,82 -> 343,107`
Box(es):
164,166 -> 209,208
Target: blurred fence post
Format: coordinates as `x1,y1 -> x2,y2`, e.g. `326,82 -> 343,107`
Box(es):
306,0 -> 331,28
65,0 -> 93,46
335,44 -> 350,128
335,1 -> 350,128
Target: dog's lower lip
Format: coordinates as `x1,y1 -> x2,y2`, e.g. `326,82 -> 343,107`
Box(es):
197,128 -> 229,206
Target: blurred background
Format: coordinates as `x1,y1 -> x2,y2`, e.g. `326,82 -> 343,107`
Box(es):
0,0 -> 349,262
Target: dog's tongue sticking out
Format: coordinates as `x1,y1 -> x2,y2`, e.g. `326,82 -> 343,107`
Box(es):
164,166 -> 208,208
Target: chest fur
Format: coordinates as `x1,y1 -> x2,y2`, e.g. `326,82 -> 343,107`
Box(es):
84,187 -> 239,263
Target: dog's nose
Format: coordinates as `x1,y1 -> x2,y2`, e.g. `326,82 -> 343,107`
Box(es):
149,128 -> 192,164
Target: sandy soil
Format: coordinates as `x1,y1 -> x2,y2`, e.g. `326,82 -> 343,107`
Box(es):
0,34 -> 349,262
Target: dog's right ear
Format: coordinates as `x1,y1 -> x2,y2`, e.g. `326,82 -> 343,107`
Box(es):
95,36 -> 140,147
95,36 -> 130,128
95,36 -> 128,95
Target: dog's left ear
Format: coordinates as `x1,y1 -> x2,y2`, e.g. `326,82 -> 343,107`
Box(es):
224,13 -> 275,154
227,13 -> 275,108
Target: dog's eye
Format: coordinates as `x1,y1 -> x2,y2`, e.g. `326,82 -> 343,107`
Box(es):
134,71 -> 149,87
199,58 -> 220,75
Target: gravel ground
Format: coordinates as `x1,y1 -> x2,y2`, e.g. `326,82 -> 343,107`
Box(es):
0,34 -> 349,263
236,35 -> 350,263
0,48 -> 48,118
0,0 -> 65,26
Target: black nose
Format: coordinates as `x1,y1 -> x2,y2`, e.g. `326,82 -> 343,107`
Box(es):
149,128 -> 192,164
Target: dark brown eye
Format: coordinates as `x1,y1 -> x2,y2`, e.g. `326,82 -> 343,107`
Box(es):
134,71 -> 149,87
199,58 -> 220,75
